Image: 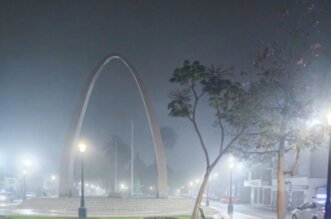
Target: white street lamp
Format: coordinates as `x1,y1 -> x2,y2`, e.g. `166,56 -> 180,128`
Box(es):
79,143 -> 87,153
23,159 -> 32,167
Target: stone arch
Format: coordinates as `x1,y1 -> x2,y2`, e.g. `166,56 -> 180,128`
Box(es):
59,54 -> 168,198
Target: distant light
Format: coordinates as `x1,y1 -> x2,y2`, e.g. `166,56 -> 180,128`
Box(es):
214,172 -> 219,177
237,163 -> 243,171
229,161 -> 234,169
229,155 -> 235,169
195,179 -> 200,184
149,186 -> 153,191
176,189 -> 181,193
316,194 -> 327,199
327,112 -> 331,126
120,183 -> 127,190
51,175 -> 56,180
306,119 -> 322,128
79,142 -> 87,153
181,186 -> 185,189
85,183 -> 89,187
22,170 -> 27,175
24,159 -> 32,167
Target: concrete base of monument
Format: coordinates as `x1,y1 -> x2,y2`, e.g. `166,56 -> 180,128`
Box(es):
5,197 -> 221,218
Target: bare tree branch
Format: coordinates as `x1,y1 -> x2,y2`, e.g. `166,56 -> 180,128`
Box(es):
211,126 -> 245,169
284,147 -> 301,176
216,106 -> 225,154
190,86 -> 210,168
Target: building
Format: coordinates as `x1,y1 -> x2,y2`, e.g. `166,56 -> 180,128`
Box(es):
244,147 -> 328,210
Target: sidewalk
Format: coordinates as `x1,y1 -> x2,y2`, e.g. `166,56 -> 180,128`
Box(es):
209,201 -> 292,219
220,212 -> 261,219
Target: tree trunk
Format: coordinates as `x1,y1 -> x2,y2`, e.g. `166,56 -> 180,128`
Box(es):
192,168 -> 211,219
277,137 -> 286,219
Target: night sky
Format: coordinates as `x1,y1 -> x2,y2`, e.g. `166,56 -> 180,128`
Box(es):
1,0 -> 330,177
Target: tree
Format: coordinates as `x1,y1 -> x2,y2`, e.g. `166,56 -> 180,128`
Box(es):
168,61 -> 248,218
160,126 -> 178,150
103,135 -> 131,192
234,2 -> 326,218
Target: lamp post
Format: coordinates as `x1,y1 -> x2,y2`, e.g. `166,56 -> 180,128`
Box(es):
22,170 -> 27,200
22,158 -> 31,200
228,160 -> 234,215
195,178 -> 200,198
206,182 -> 210,207
324,113 -> 331,219
189,181 -> 194,198
78,143 -> 87,218
206,172 -> 218,207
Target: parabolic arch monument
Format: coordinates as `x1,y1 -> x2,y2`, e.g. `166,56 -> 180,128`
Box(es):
59,54 -> 168,198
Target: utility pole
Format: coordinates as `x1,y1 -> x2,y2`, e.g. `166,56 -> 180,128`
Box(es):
114,137 -> 118,193
131,120 -> 134,197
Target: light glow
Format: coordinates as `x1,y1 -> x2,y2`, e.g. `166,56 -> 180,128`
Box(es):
327,112 -> 331,126
316,193 -> 327,199
79,143 -> 87,153
229,161 -> 234,169
24,159 -> 32,167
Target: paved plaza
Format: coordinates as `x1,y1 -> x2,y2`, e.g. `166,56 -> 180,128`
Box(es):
2,197 -> 220,218
0,198 -> 297,218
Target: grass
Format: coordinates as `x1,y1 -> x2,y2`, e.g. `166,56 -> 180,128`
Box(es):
0,217 -> 139,219
0,216 -> 191,219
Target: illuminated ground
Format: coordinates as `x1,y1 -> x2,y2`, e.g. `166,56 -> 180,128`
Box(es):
2,217 -> 191,219
0,198 -> 218,218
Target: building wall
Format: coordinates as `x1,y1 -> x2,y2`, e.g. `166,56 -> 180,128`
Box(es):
310,148 -> 328,178
245,147 -> 327,209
